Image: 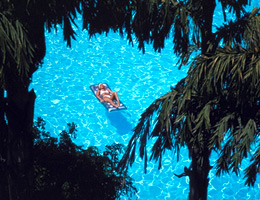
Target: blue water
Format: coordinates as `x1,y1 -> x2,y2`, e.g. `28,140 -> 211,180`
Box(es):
30,2 -> 260,200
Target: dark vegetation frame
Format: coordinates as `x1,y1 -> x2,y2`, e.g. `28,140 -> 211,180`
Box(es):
1,0 -> 260,200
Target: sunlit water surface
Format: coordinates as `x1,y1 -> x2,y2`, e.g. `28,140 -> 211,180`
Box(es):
30,2 -> 260,199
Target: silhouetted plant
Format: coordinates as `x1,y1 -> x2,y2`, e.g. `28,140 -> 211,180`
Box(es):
32,117 -> 136,200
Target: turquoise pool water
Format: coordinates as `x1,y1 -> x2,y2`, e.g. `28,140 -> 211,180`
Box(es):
30,2 -> 260,200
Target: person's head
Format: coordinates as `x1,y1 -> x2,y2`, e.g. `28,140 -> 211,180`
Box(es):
99,83 -> 105,89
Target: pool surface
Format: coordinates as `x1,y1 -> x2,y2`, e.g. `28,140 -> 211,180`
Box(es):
31,2 -> 260,199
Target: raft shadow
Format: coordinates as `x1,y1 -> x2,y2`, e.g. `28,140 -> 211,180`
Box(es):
106,111 -> 133,135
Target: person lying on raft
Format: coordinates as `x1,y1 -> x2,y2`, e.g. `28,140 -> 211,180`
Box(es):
96,83 -> 121,108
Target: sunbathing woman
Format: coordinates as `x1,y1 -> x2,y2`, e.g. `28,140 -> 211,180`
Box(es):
96,83 -> 121,108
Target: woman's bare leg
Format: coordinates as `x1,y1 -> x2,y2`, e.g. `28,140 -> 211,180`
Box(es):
112,92 -> 120,106
103,97 -> 119,108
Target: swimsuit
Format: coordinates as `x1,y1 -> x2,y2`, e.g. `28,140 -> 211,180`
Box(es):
100,89 -> 111,98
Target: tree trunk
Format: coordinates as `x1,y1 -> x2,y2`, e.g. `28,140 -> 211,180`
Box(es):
201,0 -> 216,55
0,88 -> 8,199
2,4 -> 45,199
5,79 -> 36,200
188,145 -> 211,200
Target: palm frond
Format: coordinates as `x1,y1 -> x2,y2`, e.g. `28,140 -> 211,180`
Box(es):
0,11 -> 34,88
214,8 -> 260,49
244,143 -> 260,186
118,77 -> 203,172
186,36 -> 260,184
218,0 -> 250,19
118,87 -> 182,171
82,0 -> 133,42
30,0 -> 81,47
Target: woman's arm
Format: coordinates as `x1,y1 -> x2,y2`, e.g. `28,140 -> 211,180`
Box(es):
96,90 -> 104,102
107,88 -> 113,94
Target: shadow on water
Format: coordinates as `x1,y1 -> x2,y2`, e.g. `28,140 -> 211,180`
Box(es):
106,111 -> 133,135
